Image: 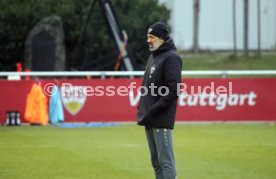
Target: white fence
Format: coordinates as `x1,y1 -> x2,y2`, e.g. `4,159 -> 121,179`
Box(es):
0,70 -> 276,79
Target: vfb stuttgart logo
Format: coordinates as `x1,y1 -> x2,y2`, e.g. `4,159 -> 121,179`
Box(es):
61,84 -> 87,115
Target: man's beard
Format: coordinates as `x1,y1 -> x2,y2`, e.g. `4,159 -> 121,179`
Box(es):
148,41 -> 163,52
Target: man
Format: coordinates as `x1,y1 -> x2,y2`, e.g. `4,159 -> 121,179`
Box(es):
137,22 -> 182,179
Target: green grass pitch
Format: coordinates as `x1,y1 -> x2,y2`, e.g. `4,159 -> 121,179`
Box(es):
0,123 -> 276,179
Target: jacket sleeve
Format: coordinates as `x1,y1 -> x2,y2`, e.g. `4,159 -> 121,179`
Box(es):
144,54 -> 182,120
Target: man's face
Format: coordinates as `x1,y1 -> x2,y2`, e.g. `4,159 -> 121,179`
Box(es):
147,34 -> 164,52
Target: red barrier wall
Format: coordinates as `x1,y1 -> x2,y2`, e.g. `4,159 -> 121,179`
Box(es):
0,78 -> 275,124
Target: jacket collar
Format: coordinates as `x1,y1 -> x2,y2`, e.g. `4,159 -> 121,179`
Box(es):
151,38 -> 177,56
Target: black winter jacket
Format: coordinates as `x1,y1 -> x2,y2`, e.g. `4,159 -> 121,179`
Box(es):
137,38 -> 182,129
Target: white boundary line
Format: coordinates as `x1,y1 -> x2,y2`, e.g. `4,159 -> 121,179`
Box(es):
0,70 -> 276,78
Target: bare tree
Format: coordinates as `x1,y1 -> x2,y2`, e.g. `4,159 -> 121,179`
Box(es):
257,0 -> 261,56
193,0 -> 200,53
243,0 -> 249,56
232,0 -> 237,57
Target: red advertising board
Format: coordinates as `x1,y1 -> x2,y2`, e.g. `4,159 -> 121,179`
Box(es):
0,78 -> 275,124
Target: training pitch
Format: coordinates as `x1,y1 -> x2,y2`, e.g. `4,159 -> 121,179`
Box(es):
0,123 -> 276,179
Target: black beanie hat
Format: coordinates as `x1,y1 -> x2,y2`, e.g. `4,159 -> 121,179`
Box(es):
147,22 -> 169,41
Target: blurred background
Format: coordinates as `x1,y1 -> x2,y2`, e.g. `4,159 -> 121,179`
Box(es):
162,0 -> 276,51
0,0 -> 275,72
